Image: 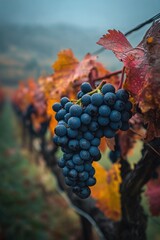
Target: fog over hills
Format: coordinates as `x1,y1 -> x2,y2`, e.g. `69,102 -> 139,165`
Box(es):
0,23 -> 123,86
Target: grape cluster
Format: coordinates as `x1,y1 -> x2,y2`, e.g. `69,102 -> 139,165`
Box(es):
52,82 -> 132,199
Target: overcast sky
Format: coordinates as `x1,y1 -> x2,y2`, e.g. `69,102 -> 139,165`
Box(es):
0,0 -> 160,32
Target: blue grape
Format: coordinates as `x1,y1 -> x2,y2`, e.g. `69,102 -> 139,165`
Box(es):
116,89 -> 129,101
79,138 -> 90,150
101,83 -> 115,94
79,171 -> 89,181
77,91 -> 83,99
58,136 -> 68,146
69,104 -> 82,117
60,97 -> 69,106
63,153 -> 73,160
68,117 -> 81,129
125,101 -> 132,111
81,94 -> 91,106
91,93 -> 103,106
84,104 -> 97,116
62,166 -> 70,177
75,164 -> 84,172
84,163 -> 92,172
81,113 -> 91,124
121,111 -> 132,121
58,158 -> 66,168
80,150 -> 91,160
64,113 -> 71,122
86,177 -> 96,186
89,167 -> 95,176
68,169 -> 78,178
113,100 -> 125,111
55,109 -> 67,121
72,154 -> 84,165
110,110 -> 121,122
91,138 -> 100,146
89,146 -> 100,157
98,105 -> 111,117
55,124 -> 67,137
81,82 -> 92,93
66,160 -> 75,169
83,131 -> 94,140
68,139 -> 79,151
88,121 -> 99,131
64,102 -> 73,112
104,92 -> 116,106
67,128 -> 78,138
76,187 -> 91,199
98,116 -> 109,126
65,177 -> 76,187
103,127 -> 115,138
110,121 -> 122,130
52,102 -> 62,112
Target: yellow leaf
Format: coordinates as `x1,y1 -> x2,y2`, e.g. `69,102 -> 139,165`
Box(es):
91,162 -> 122,221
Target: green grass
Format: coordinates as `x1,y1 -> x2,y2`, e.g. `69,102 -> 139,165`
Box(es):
0,102 -> 80,240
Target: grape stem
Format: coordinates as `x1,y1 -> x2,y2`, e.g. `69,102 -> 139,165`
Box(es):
118,67 -> 126,89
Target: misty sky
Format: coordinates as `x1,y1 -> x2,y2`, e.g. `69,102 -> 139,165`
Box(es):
0,0 -> 160,32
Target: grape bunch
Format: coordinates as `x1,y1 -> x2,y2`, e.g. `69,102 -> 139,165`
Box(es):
52,82 -> 132,199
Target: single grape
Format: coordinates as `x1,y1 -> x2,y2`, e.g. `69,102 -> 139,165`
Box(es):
69,104 -> 82,117
76,186 -> 91,199
86,177 -> 96,186
60,97 -> 69,107
55,124 -> 67,137
64,102 -> 73,112
55,109 -> 67,121
81,113 -> 91,124
66,160 -> 75,169
104,92 -> 116,106
101,83 -> 115,94
58,158 -> 66,168
62,166 -> 70,177
91,93 -> 103,106
52,102 -> 62,112
79,171 -> 89,181
125,101 -> 132,111
75,164 -> 84,172
79,138 -> 90,150
98,116 -> 109,126
72,154 -> 84,165
88,121 -> 99,131
68,169 -> 78,179
68,139 -> 79,151
83,131 -> 94,140
113,100 -> 125,111
84,104 -> 97,116
89,146 -> 100,157
98,105 -> 111,117
110,110 -> 121,122
110,121 -> 122,130
81,94 -> 91,106
81,82 -> 92,93
77,91 -> 83,99
116,89 -> 129,101
103,127 -> 115,138
91,138 -> 100,146
80,150 -> 91,160
67,128 -> 78,138
68,117 -> 81,129
65,177 -> 76,187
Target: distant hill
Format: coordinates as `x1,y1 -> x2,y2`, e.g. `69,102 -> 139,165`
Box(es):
0,24 -> 121,86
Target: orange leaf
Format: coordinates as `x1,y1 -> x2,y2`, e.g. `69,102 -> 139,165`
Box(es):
91,162 -> 122,221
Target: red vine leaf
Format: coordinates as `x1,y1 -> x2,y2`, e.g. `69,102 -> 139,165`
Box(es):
145,167 -> 160,216
97,30 -> 132,61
